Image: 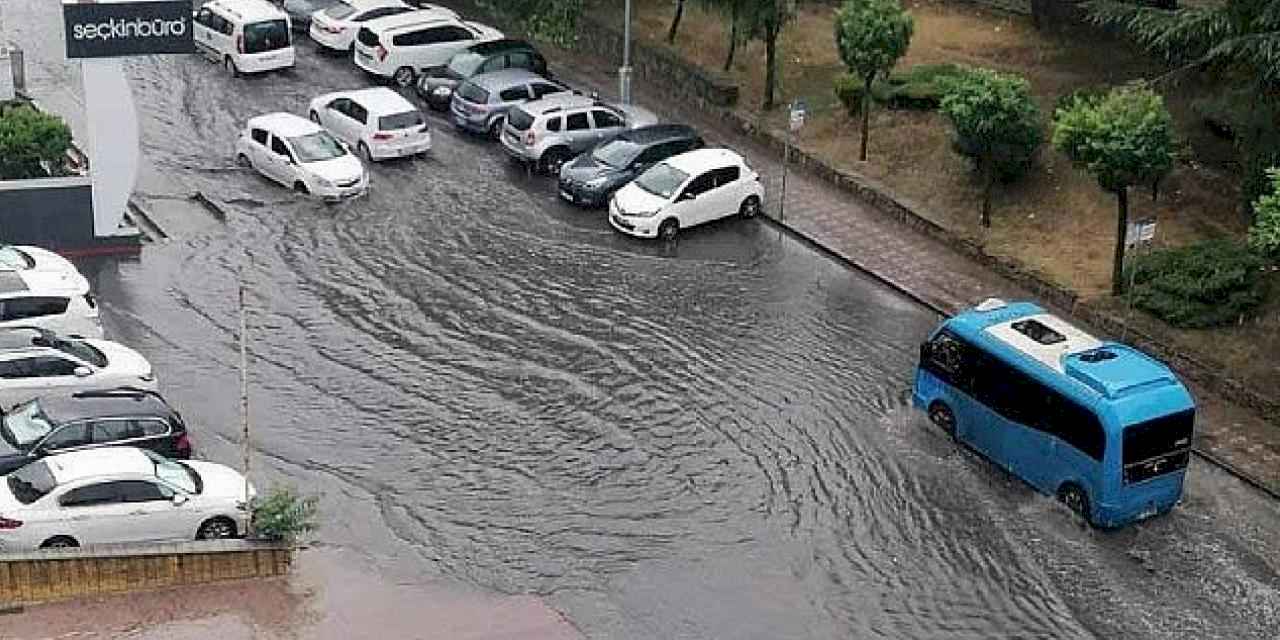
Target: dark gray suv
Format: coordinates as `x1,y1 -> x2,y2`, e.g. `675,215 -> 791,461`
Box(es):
557,124 -> 704,208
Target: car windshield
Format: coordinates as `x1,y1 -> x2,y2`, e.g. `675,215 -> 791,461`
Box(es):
243,20 -> 290,54
1,400 -> 53,449
446,52 -> 485,78
49,336 -> 108,367
456,81 -> 489,104
506,108 -> 534,131
592,139 -> 642,169
634,163 -> 689,199
0,246 -> 33,270
145,449 -> 203,494
290,132 -> 348,163
323,2 -> 358,19
379,111 -> 424,131
7,460 -> 56,505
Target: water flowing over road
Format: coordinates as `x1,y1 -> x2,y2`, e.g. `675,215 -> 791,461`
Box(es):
10,4 -> 1280,636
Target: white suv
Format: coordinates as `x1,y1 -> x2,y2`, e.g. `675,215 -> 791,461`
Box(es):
0,447 -> 255,551
0,327 -> 158,409
235,112 -> 369,201
193,0 -> 296,76
352,11 -> 502,87
610,148 -> 765,240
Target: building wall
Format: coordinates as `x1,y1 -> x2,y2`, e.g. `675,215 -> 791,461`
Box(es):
0,177 -> 95,249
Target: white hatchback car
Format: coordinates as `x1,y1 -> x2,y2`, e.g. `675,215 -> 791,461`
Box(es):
0,245 -> 101,339
609,148 -> 765,240
308,0 -> 420,52
193,0 -> 296,76
308,88 -> 430,162
0,447 -> 255,551
0,328 -> 157,410
236,112 -> 369,201
353,11 -> 502,87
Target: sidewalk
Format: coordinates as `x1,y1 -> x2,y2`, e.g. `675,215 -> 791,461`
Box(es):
537,39 -> 1280,497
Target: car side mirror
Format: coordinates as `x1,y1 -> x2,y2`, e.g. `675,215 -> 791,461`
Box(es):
172,493 -> 189,506
73,366 -> 92,378
679,191 -> 696,201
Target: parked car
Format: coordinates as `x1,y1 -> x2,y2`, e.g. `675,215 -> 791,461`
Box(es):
449,69 -> 570,139
235,112 -> 368,201
307,0 -> 416,53
0,328 -> 158,410
0,388 -> 192,476
281,0 -> 344,32
415,39 -> 548,110
558,124 -> 704,208
0,447 -> 254,550
0,266 -> 101,340
0,245 -> 85,278
500,94 -> 658,175
609,148 -> 764,241
308,88 -> 430,162
352,11 -> 502,88
193,0 -> 296,76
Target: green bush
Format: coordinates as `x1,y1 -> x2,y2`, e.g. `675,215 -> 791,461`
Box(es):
1052,86 -> 1107,120
251,486 -> 318,543
1126,239 -> 1267,328
1249,167 -> 1280,262
0,103 -> 73,180
833,64 -> 965,116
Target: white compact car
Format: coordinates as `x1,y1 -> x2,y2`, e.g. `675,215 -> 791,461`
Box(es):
193,0 -> 296,76
236,112 -> 369,201
0,245 -> 101,339
0,328 -> 157,409
0,447 -> 255,551
609,148 -> 764,240
352,11 -> 502,87
308,0 -> 421,52
308,88 -> 430,161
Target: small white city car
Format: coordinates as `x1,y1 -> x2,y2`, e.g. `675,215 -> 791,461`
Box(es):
352,10 -> 502,88
308,88 -> 430,162
308,0 -> 418,53
236,112 -> 369,201
0,328 -> 158,409
0,447 -> 255,551
193,0 -> 296,76
0,245 -> 101,339
609,148 -> 764,240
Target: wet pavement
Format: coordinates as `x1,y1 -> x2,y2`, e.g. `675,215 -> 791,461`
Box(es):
5,1 -> 1280,637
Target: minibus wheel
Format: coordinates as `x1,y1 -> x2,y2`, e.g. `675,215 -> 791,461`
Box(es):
927,401 -> 955,437
1058,484 -> 1091,523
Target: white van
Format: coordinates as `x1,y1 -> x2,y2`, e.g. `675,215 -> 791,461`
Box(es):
193,0 -> 296,76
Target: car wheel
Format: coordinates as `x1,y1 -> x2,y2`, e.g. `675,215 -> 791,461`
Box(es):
540,148 -> 569,176
41,536 -> 79,549
358,142 -> 374,163
1058,484 -> 1092,524
393,66 -> 415,88
739,195 -> 761,219
196,517 -> 237,540
236,153 -> 251,168
927,401 -> 956,438
309,110 -> 321,124
294,181 -> 310,195
224,56 -> 239,77
487,117 -> 505,140
658,218 -> 679,241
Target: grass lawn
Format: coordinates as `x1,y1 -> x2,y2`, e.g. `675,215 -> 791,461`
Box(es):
587,0 -> 1279,390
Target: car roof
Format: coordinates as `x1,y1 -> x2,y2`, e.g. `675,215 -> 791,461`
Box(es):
468,68 -> 556,90
247,112 -> 323,138
28,389 -> 175,426
345,0 -> 408,11
0,268 -> 88,298
520,92 -> 607,116
332,87 -> 416,115
615,124 -> 699,146
464,38 -> 533,56
41,447 -> 156,485
663,148 -> 746,173
207,0 -> 288,23
361,8 -> 458,32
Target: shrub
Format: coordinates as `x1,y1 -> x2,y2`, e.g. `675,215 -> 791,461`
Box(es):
833,64 -> 965,117
1052,86 -> 1107,119
0,103 -> 74,180
251,486 -> 319,543
1126,239 -> 1267,328
1249,167 -> 1280,262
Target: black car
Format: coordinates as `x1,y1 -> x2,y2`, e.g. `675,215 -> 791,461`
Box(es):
0,387 -> 192,475
558,124 -> 705,208
416,39 -> 549,110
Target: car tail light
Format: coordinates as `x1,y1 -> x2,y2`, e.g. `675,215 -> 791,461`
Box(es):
372,132 -> 393,141
376,45 -> 387,62
419,123 -> 430,133
236,35 -> 244,54
175,433 -> 192,458
84,293 -> 97,309
0,516 -> 22,530
524,130 -> 536,145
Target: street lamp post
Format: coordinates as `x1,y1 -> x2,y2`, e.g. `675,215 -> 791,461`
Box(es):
619,0 -> 632,104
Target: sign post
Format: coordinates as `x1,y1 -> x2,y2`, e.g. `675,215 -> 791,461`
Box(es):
1122,216 -> 1157,340
779,100 -> 806,222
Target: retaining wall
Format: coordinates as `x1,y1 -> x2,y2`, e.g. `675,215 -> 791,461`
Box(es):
0,540 -> 293,607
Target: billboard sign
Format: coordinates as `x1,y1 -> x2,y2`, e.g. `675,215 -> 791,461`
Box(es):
63,0 -> 196,59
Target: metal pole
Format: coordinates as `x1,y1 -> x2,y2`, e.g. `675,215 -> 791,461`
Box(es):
619,0 -> 632,104
239,272 -> 251,510
779,131 -> 790,221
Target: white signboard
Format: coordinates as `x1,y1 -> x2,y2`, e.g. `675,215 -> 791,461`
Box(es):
789,100 -> 807,132
1126,217 -> 1157,248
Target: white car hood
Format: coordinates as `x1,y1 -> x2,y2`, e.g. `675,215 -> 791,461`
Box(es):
86,339 -> 153,378
187,460 -> 254,500
613,182 -> 669,216
305,155 -> 364,184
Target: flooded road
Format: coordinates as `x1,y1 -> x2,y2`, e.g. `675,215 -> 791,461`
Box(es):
7,2 -> 1280,636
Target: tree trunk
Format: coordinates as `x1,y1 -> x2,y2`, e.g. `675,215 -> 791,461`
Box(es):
1112,186 -> 1130,297
667,0 -> 685,44
723,6 -> 738,72
981,157 -> 994,228
763,24 -> 778,110
859,76 -> 872,162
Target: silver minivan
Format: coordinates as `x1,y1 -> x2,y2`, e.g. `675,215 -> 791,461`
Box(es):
450,69 -> 570,139
499,93 -> 658,174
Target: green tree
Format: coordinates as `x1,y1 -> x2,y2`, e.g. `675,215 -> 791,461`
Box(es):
476,0 -> 583,46
0,103 -> 73,180
833,0 -> 914,161
939,68 -> 1043,228
1052,85 -> 1176,296
738,0 -> 797,110
703,0 -> 750,71
1249,167 -> 1280,261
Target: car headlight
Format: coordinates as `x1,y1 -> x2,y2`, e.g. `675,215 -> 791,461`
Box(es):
585,176 -> 609,188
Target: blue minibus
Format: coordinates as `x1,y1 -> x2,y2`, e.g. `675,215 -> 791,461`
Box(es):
912,299 -> 1195,528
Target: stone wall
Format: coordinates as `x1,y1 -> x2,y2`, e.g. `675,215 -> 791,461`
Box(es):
0,540 -> 293,607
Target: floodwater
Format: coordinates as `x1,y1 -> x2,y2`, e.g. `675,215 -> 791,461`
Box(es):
6,2 -> 1280,637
